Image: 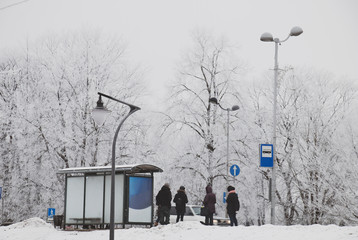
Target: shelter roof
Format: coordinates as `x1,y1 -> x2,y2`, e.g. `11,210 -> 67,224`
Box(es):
58,164 -> 163,175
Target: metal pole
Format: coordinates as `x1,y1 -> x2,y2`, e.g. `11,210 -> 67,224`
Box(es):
261,27 -> 302,225
109,108 -> 139,240
1,188 -> 3,224
271,40 -> 279,225
93,92 -> 140,240
94,92 -> 140,240
225,109 -> 230,218
227,109 -> 230,187
109,133 -> 116,240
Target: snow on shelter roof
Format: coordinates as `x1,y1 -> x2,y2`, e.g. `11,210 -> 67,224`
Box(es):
57,164 -> 163,175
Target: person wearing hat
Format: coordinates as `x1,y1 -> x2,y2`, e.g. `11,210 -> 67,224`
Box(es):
226,185 -> 240,226
173,186 -> 188,222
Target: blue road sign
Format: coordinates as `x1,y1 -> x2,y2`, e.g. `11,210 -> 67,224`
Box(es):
260,144 -> 274,167
230,164 -> 240,177
48,208 -> 55,220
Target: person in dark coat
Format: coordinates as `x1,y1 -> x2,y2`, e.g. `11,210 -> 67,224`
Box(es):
203,185 -> 216,225
173,186 -> 188,222
226,185 -> 240,226
155,183 -> 172,225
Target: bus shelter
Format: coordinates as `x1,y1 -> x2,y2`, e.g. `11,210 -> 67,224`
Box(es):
57,164 -> 162,228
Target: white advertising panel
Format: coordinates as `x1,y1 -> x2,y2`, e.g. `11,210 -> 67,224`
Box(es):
65,177 -> 84,224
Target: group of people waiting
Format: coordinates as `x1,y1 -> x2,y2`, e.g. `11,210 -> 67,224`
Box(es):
154,183 -> 240,227
155,183 -> 188,225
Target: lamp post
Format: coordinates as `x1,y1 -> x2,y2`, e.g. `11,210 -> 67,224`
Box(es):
92,92 -> 140,240
260,26 -> 303,225
209,97 -> 239,187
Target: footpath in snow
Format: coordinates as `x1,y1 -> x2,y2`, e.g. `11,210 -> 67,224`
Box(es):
1,217 -> 358,240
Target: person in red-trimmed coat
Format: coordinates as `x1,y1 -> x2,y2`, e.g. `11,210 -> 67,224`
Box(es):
203,185 -> 216,225
226,185 -> 240,226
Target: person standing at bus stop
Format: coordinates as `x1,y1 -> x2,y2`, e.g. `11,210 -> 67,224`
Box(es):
226,185 -> 240,226
155,183 -> 172,225
203,184 -> 216,225
173,186 -> 188,222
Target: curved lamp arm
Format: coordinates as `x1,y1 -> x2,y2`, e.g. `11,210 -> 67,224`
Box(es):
98,92 -> 141,112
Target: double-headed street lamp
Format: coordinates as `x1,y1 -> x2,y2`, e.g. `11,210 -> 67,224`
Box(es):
209,97 -> 239,187
260,26 -> 303,225
92,92 -> 140,240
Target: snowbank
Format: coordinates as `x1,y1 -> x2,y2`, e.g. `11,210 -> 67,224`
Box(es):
1,218 -> 358,240
5,217 -> 54,230
0,218 -> 57,240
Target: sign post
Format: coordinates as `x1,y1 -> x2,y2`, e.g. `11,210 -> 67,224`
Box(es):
260,144 -> 274,167
0,186 -> 2,225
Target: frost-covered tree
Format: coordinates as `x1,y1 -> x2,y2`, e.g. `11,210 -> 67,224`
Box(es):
0,30 -> 147,222
251,67 -> 358,225
0,59 -> 23,223
160,32 -> 245,212
288,70 -> 356,225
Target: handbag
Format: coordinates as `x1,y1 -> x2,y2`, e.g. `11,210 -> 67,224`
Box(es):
200,206 -> 209,216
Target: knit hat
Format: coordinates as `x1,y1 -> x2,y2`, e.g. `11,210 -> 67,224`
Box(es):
180,186 -> 185,190
227,185 -> 235,192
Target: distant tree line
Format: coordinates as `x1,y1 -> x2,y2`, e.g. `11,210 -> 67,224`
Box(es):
1,29 -> 358,226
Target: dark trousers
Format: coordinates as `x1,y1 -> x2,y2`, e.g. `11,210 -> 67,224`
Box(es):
205,212 -> 214,225
228,213 -> 238,226
176,212 -> 184,222
159,206 -> 170,225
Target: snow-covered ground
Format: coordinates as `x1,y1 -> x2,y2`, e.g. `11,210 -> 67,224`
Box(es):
1,218 -> 358,240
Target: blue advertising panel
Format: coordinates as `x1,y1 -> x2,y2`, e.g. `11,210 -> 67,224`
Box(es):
128,176 -> 153,223
260,144 -> 274,167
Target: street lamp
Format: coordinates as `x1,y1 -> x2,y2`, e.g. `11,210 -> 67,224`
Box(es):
260,26 -> 303,225
92,92 -> 140,240
209,97 -> 239,187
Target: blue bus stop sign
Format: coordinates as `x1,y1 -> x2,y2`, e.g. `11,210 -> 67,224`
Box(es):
260,144 -> 274,167
230,164 -> 240,177
48,208 -> 55,220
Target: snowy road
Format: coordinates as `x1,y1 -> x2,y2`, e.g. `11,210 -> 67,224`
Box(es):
1,218 -> 358,240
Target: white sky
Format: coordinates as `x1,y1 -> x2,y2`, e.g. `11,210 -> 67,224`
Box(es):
1,0 -> 357,108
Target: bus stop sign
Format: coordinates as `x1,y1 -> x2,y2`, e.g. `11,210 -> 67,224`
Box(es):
260,144 -> 273,167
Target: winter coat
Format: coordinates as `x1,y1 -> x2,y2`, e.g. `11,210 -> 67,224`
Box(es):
226,190 -> 240,214
203,185 -> 216,214
173,190 -> 188,214
156,185 -> 172,208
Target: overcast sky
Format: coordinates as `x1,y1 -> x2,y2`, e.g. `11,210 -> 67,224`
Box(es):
1,0 -> 357,108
